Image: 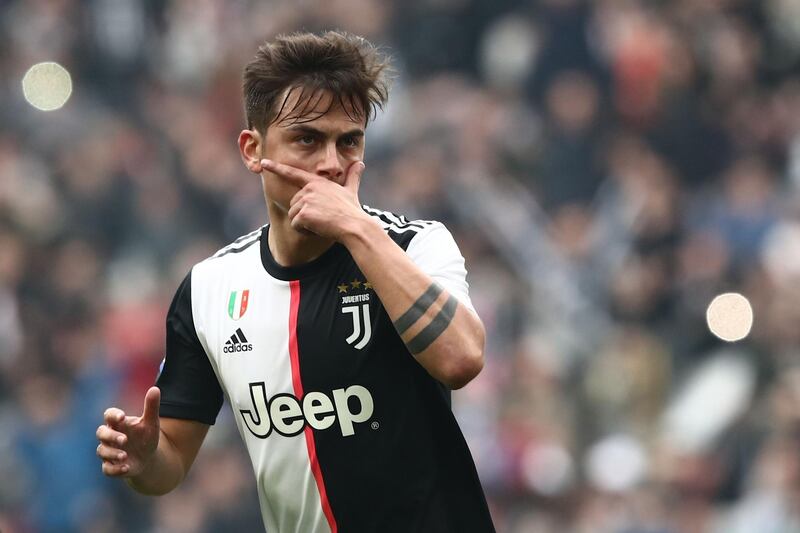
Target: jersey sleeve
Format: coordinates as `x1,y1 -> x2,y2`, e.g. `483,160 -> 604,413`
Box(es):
156,270 -> 223,425
405,223 -> 476,313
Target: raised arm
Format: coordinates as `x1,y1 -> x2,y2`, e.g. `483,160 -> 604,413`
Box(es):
262,158 -> 485,389
341,220 -> 485,388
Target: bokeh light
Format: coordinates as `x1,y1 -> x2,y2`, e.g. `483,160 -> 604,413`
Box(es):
21,62 -> 72,111
706,292 -> 754,342
586,434 -> 647,493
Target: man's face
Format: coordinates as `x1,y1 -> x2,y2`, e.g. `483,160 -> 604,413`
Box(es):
259,88 -> 366,213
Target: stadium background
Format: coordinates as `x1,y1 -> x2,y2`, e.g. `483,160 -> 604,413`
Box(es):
1,0 -> 800,531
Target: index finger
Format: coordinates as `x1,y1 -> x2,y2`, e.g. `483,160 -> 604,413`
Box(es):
104,407 -> 126,426
261,159 -> 318,188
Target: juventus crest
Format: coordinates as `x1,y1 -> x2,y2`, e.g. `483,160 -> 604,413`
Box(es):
342,304 -> 372,349
338,279 -> 373,350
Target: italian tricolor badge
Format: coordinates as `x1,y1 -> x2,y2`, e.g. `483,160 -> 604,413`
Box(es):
228,290 -> 250,320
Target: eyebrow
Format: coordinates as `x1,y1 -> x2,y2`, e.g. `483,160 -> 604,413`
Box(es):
285,125 -> 364,138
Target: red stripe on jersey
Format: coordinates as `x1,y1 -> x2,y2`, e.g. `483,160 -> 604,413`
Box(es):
289,280 -> 338,533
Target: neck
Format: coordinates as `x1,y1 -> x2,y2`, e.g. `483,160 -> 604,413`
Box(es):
267,207 -> 335,267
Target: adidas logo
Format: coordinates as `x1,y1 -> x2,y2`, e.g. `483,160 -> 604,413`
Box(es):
223,328 -> 253,353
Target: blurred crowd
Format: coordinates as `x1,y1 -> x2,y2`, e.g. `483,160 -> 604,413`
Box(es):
1,0 -> 800,531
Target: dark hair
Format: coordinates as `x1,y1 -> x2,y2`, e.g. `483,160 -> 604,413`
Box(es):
243,31 -> 391,132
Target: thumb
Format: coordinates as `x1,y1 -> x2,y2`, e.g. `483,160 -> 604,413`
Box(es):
344,161 -> 365,193
140,386 -> 161,426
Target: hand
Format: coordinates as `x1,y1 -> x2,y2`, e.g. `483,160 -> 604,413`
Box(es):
261,158 -> 369,241
96,387 -> 161,478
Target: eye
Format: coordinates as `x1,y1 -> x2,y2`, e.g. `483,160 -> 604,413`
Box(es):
340,135 -> 361,148
297,135 -> 315,146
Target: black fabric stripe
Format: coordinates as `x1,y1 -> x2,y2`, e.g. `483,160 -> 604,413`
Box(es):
361,206 -> 384,216
393,283 -> 444,335
364,208 -> 428,230
236,329 -> 247,343
406,294 -> 459,354
216,237 -> 258,256
370,211 -> 401,228
362,205 -> 436,226
362,206 -> 413,225
368,209 -> 405,227
214,237 -> 259,258
156,270 -> 224,425
232,228 -> 262,245
399,221 -> 427,229
212,228 -> 262,258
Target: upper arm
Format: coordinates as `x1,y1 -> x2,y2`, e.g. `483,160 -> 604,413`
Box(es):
405,223 -> 485,387
157,270 -> 224,425
405,223 -> 477,314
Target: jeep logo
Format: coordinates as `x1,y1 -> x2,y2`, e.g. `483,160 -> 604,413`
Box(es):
239,382 -> 374,438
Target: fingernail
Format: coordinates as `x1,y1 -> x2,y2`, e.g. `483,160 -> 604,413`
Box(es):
118,453 -> 124,460
261,159 -> 272,167
117,436 -> 125,445
121,465 -> 129,472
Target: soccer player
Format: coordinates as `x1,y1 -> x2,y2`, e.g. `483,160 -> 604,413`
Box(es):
95,31 -> 495,532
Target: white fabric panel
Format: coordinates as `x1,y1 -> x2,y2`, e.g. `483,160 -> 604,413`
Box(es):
405,222 -> 476,313
191,241 -> 331,533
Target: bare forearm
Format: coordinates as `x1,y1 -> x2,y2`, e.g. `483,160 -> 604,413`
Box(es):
341,218 -> 485,388
125,429 -> 187,495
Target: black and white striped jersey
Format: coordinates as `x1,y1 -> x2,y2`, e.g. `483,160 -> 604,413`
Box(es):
156,206 -> 495,532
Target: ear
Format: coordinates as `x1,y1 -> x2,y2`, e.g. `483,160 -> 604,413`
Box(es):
239,129 -> 263,174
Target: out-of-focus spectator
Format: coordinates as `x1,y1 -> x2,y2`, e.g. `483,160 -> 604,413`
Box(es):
1,0 -> 799,531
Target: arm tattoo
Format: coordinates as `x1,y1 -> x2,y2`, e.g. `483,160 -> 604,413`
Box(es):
406,294 -> 459,354
393,283 -> 444,334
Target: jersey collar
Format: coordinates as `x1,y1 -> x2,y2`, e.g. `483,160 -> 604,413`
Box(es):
259,225 -> 347,281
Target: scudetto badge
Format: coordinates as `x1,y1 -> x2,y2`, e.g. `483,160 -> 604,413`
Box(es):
228,290 -> 250,320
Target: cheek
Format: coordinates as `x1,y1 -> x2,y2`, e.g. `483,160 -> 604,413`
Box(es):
261,173 -> 298,211
260,147 -> 305,207
263,134 -> 307,167
334,149 -> 363,172
342,151 -> 362,163
346,145 -> 366,161
271,146 -> 315,173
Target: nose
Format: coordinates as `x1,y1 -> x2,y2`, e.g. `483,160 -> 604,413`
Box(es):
316,141 -> 344,182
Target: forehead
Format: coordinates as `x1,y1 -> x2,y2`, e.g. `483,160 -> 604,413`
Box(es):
272,86 -> 365,129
